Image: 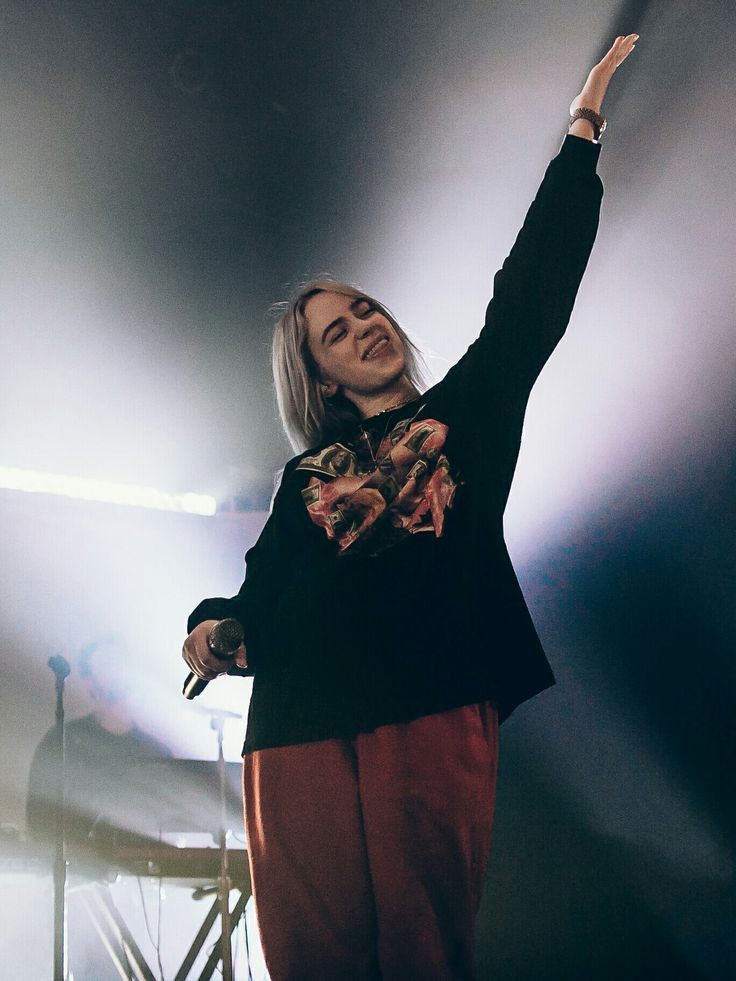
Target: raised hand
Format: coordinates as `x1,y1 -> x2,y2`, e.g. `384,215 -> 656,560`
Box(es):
570,34 -> 639,116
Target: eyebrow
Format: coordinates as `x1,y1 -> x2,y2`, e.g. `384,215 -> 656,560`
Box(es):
320,297 -> 370,345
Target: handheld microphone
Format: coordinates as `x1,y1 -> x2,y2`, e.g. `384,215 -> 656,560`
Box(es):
182,618 -> 245,700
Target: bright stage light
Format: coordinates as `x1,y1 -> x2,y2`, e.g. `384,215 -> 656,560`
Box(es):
0,466 -> 216,515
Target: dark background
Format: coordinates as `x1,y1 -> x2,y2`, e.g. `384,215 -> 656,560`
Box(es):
1,1 -> 733,977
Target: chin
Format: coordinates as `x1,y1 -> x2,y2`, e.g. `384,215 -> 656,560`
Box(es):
349,350 -> 406,396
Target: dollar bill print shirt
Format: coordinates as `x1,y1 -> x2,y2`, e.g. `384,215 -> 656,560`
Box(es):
188,134 -> 605,753
296,411 -> 459,557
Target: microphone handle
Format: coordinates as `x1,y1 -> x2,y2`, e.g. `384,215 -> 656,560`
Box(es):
182,672 -> 213,700
182,618 -> 244,700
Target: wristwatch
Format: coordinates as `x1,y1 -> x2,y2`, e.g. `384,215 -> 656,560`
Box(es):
569,107 -> 607,141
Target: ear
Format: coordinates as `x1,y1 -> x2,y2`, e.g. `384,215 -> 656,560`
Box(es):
320,380 -> 339,399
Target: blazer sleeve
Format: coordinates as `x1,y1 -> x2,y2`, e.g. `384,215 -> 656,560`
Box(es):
442,134 -> 604,409
186,456 -> 302,676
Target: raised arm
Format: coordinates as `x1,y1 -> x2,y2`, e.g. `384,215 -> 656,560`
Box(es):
480,131 -> 604,391
444,35 -> 638,402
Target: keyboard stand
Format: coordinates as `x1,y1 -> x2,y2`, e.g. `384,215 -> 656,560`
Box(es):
78,882 -> 156,981
75,875 -> 250,980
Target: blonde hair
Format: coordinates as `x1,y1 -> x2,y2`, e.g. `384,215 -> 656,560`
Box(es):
271,277 -> 428,453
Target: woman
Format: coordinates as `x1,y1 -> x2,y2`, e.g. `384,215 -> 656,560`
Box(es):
183,35 -> 638,980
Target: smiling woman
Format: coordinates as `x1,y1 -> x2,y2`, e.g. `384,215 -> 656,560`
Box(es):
182,34 -> 638,980
270,278 -> 429,452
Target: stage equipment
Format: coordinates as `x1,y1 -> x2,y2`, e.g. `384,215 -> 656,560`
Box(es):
73,845 -> 251,981
48,654 -> 71,981
24,731 -> 249,976
75,726 -> 247,981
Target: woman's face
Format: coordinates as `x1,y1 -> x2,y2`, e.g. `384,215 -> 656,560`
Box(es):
303,292 -> 407,402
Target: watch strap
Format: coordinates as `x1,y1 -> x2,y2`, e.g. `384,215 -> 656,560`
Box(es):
569,107 -> 607,141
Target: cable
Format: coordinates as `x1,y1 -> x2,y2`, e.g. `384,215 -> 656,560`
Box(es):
232,905 -> 240,968
156,828 -> 165,981
156,873 -> 165,981
205,939 -> 222,978
136,876 -> 165,981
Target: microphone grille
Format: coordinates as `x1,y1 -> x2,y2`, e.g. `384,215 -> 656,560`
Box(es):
208,618 -> 244,657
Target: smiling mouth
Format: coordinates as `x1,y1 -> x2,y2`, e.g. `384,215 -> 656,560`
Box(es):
362,335 -> 390,360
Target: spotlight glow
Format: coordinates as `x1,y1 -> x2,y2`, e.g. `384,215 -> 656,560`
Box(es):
0,466 -> 216,515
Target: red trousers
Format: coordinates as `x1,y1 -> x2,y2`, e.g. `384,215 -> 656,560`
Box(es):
242,702 -> 499,980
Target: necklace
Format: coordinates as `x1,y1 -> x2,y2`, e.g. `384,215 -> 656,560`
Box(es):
373,392 -> 419,416
359,399 -> 426,473
360,414 -> 396,473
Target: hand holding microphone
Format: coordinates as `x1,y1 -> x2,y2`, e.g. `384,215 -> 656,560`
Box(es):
182,618 -> 247,699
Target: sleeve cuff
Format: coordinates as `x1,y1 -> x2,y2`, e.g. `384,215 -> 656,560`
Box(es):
558,132 -> 602,171
187,598 -> 238,635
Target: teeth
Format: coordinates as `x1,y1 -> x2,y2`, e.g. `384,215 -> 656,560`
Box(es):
365,337 -> 388,360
